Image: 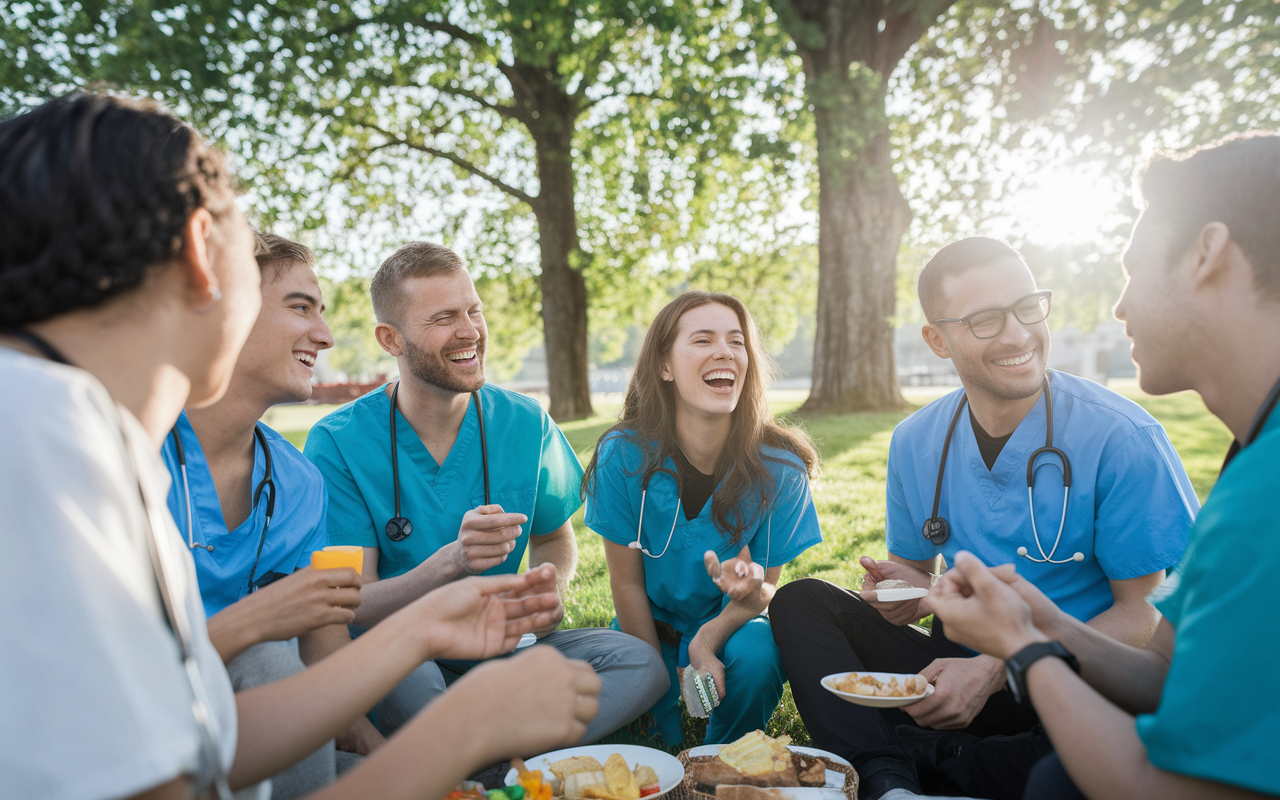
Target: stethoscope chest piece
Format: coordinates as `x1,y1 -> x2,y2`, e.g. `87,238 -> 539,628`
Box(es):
386,516 -> 412,542
922,516 -> 950,546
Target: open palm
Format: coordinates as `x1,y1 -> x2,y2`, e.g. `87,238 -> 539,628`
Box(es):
415,566 -> 563,661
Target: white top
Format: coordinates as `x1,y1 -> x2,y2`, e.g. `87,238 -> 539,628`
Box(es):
0,348 -> 237,800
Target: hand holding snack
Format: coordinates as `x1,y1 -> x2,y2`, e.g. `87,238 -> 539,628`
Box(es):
858,556 -> 930,626
686,636 -> 727,707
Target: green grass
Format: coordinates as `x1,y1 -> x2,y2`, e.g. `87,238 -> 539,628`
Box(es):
265,381 -> 1229,750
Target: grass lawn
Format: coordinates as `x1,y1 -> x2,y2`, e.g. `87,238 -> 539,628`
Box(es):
263,380 -> 1229,750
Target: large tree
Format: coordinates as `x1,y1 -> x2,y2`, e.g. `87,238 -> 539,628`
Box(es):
1,0 -> 768,421
766,0 -> 1280,414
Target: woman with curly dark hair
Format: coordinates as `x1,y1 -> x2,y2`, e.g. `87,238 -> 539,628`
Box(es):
581,291 -> 823,746
0,93 -> 597,800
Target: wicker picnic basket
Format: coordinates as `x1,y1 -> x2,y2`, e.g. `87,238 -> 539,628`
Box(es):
669,752 -> 858,800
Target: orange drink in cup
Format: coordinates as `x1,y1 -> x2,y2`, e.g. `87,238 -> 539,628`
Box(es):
311,545 -> 364,572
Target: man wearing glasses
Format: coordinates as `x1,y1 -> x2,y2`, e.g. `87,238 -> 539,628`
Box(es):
770,237 -> 1199,800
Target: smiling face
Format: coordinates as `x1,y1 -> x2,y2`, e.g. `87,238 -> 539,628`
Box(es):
397,269 -> 487,394
1113,212 -> 1196,396
229,259 -> 333,405
660,302 -> 748,421
926,258 -> 1051,404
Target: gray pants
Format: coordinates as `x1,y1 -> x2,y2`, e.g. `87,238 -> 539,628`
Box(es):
227,641 -> 362,800
372,628 -> 669,745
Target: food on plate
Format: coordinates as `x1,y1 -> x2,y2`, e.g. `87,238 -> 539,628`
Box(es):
687,730 -> 836,790
719,730 -> 793,777
512,768 -> 555,800
832,672 -> 927,698
602,753 -> 640,800
447,781 -> 490,800
875,579 -> 917,590
551,756 -> 608,798
547,754 -> 659,800
633,765 -> 661,797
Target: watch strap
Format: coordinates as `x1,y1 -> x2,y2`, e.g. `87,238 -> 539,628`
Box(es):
1006,641 -> 1080,707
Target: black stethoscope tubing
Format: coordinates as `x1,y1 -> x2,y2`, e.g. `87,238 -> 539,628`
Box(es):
1222,374 -> 1280,471
386,381 -> 490,542
171,423 -> 275,595
923,375 -> 1075,562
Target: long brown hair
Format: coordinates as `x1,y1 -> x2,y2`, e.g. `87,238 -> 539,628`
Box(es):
582,291 -> 820,544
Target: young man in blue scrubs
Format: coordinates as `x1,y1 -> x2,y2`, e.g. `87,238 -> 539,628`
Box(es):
770,237 -> 1200,800
303,242 -> 668,743
160,234 -> 383,798
928,132 -> 1280,800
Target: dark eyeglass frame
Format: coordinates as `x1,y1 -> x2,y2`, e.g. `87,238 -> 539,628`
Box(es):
931,290 -> 1053,340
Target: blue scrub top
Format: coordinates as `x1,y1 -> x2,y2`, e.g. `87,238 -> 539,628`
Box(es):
303,383 -> 584,581
887,370 -> 1198,623
160,411 -> 329,618
1135,407 -> 1280,794
585,431 -> 822,656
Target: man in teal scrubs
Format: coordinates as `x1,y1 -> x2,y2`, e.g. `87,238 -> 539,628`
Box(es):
926,132 -> 1280,799
304,242 -> 668,742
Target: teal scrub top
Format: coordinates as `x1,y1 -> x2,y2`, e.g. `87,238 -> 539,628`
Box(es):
160,412 -> 329,618
584,431 -> 822,657
887,371 -> 1197,622
303,383 -> 584,580
1135,404 -> 1280,795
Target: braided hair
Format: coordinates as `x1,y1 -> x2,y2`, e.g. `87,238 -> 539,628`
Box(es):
0,93 -> 235,328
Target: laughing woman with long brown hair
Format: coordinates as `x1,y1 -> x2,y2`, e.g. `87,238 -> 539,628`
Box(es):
582,291 -> 822,745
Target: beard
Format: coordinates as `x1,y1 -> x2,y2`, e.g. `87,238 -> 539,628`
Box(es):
403,335 -> 487,393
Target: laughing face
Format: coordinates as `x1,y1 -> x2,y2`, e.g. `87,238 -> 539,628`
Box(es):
927,258 -> 1051,404
398,270 -> 487,394
661,302 -> 748,420
230,258 -> 333,405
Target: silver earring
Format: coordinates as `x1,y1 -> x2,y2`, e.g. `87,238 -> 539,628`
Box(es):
210,288 -> 222,302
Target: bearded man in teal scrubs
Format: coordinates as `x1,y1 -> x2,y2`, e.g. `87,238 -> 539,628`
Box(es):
304,242 -> 668,742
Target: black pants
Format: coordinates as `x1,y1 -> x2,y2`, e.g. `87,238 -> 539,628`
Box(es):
771,578 -> 1045,800
1023,754 -> 1086,800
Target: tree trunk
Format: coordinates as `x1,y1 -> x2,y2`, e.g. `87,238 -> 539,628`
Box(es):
800,116 -> 911,414
531,123 -> 594,422
774,0 -> 955,415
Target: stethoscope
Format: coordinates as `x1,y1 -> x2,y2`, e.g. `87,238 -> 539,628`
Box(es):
385,381 -> 490,542
923,375 -> 1084,564
1222,374 -> 1280,471
7,328 -> 233,800
171,423 -> 277,594
627,457 -> 810,568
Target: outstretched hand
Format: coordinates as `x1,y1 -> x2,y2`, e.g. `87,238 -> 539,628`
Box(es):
705,545 -> 765,603
928,551 -> 1048,659
410,564 -> 564,661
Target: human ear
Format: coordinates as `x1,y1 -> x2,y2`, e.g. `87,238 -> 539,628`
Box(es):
921,324 -> 951,360
177,208 -> 220,311
660,361 -> 673,381
374,323 -> 404,356
1187,222 -> 1232,290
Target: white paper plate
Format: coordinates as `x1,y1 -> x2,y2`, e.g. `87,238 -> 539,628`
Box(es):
872,587 -> 928,602
821,672 -> 934,708
685,745 -> 849,789
505,744 -> 683,798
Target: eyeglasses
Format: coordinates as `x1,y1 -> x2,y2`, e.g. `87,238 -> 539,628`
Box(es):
931,290 -> 1053,339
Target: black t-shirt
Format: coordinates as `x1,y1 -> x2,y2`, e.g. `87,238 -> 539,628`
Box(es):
970,411 -> 1013,471
672,449 -> 718,520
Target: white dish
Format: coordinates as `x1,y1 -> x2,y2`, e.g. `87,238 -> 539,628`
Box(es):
516,632 -> 539,649
821,672 -> 934,708
685,745 -> 849,789
505,744 -> 683,798
872,587 -> 928,602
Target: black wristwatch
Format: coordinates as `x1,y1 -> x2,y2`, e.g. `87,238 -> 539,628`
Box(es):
1005,641 -> 1080,708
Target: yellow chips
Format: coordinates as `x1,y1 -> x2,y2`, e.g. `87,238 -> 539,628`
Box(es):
604,753 -> 640,800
